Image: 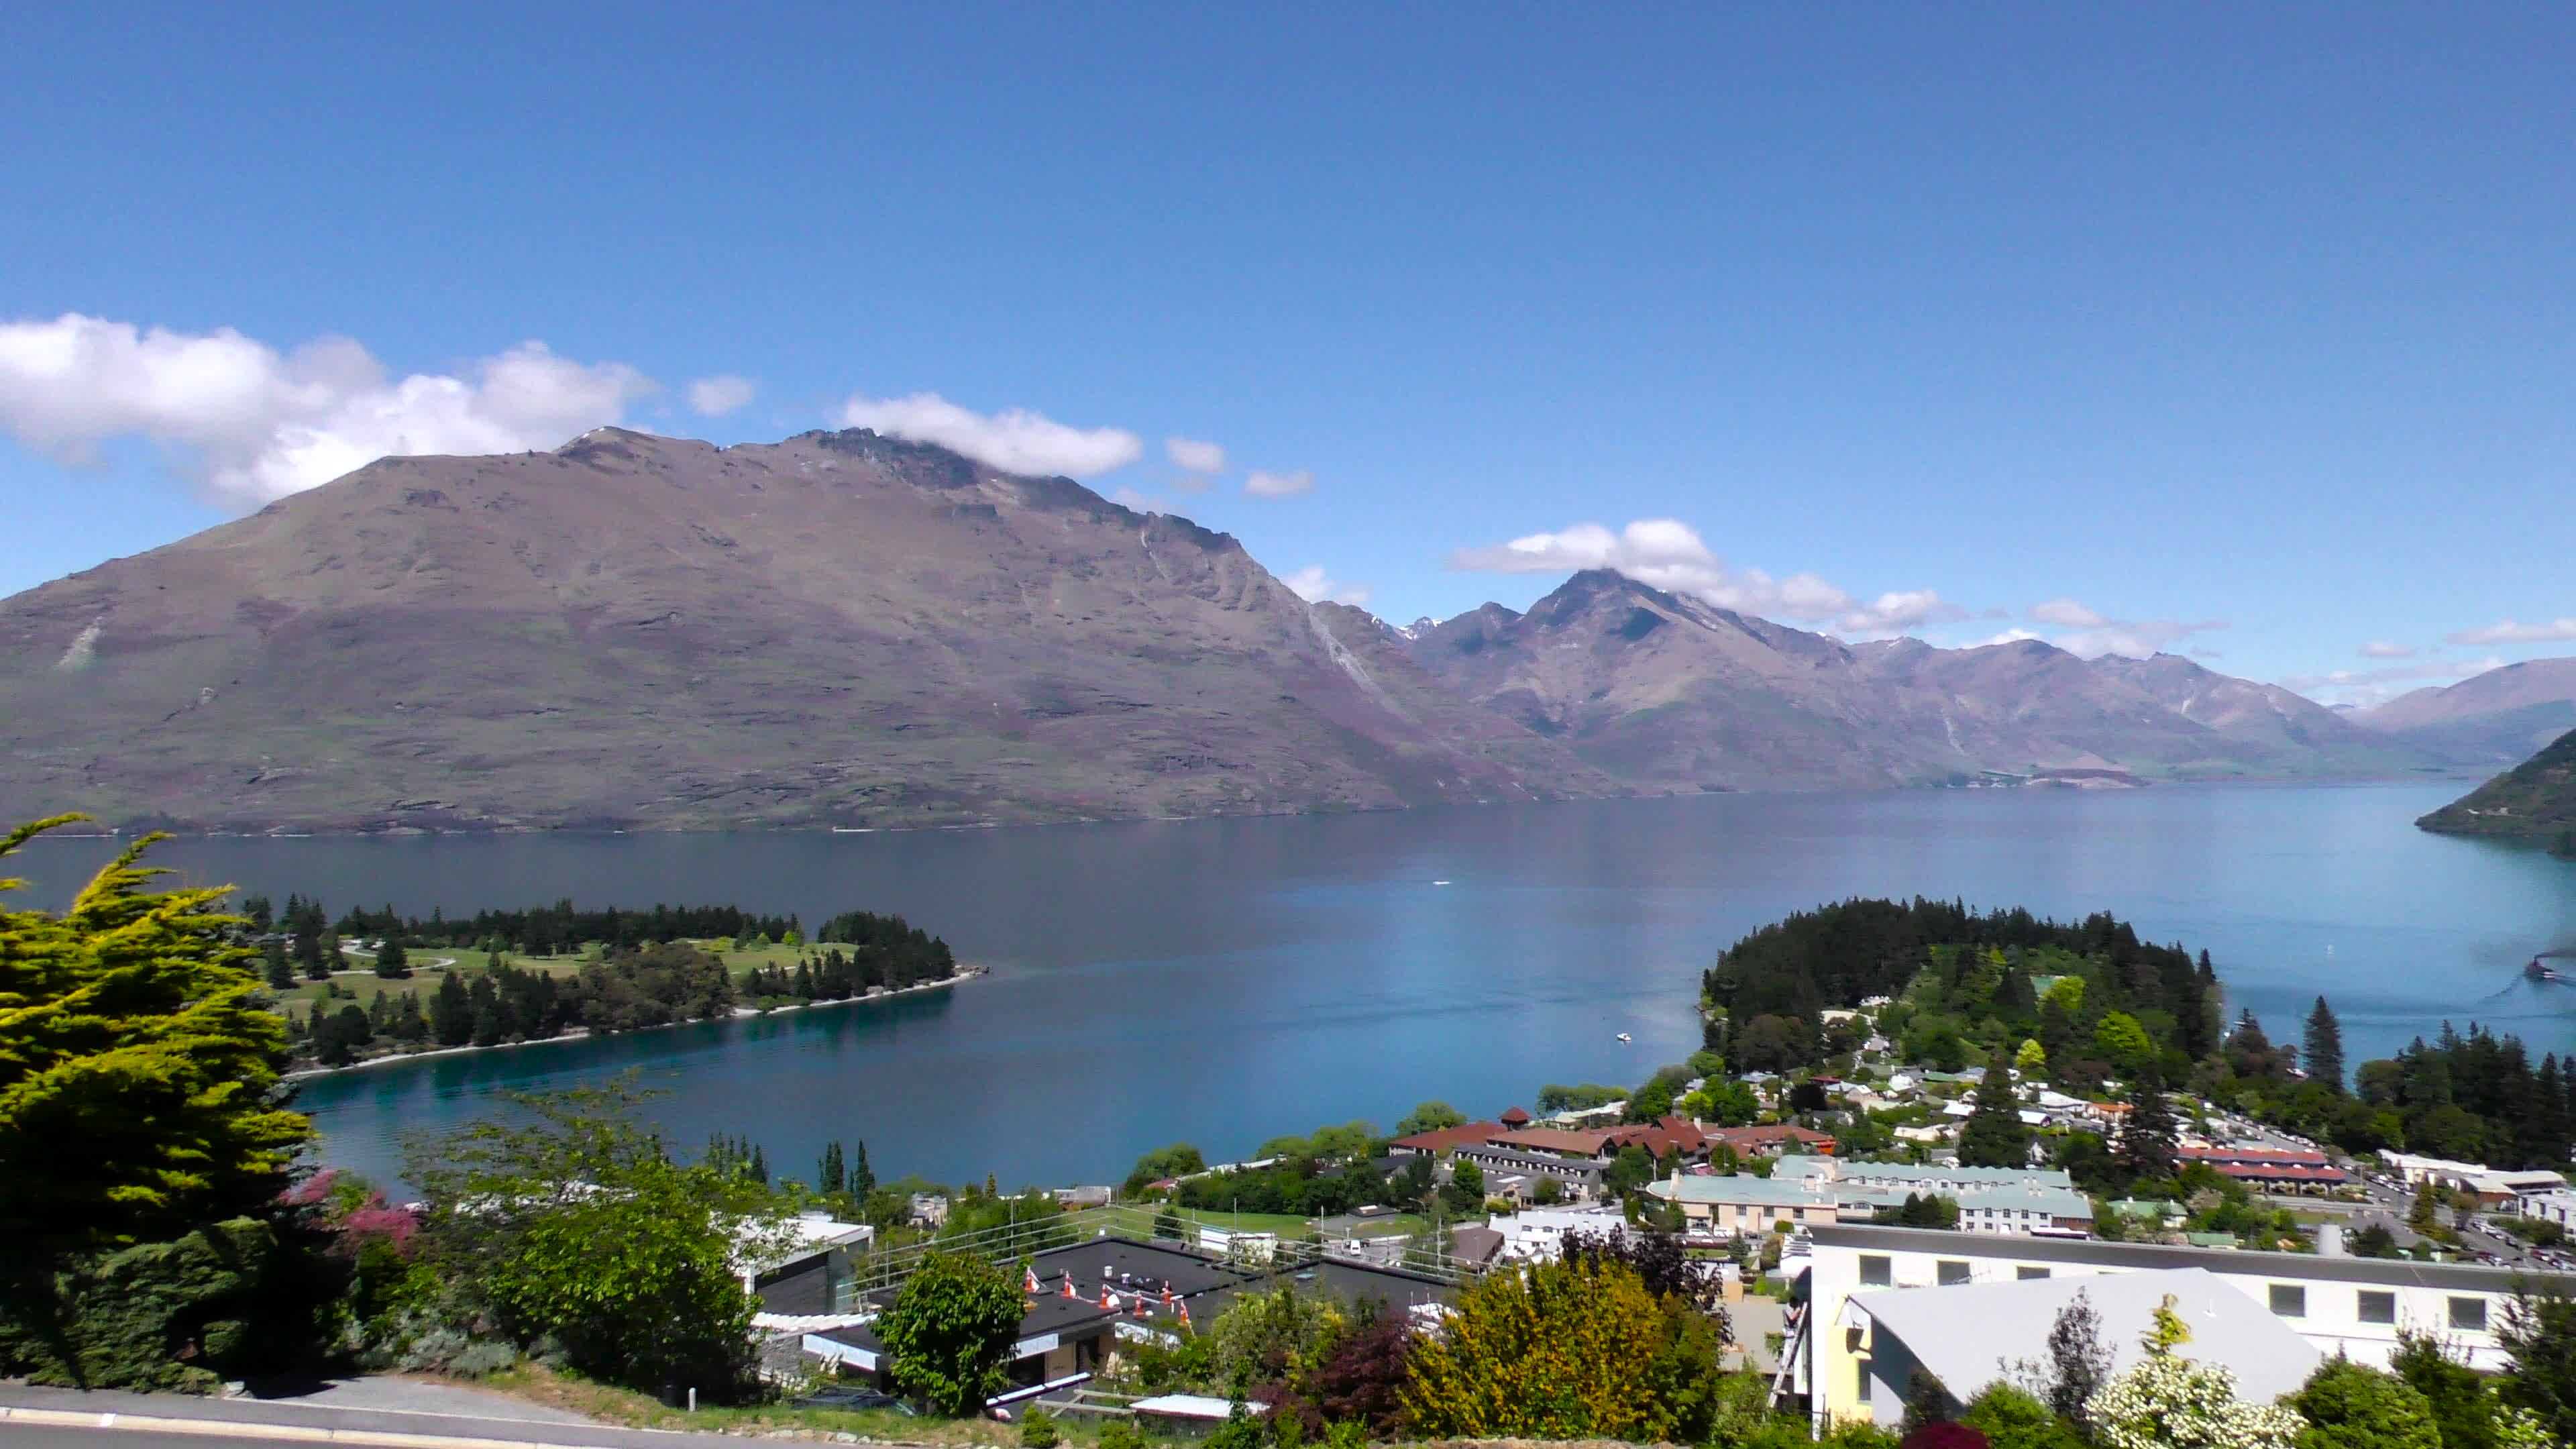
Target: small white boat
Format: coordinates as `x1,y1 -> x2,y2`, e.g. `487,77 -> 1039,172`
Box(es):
1616,1032 -> 1633,1043
1432,879 -> 1452,885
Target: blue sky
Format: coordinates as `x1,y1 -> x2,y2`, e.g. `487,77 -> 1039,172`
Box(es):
3,5 -> 2571,703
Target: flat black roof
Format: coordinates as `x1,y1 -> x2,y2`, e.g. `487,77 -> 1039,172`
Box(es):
1809,1224 -> 2576,1294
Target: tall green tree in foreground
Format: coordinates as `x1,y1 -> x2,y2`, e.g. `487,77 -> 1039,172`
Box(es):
875,1250 -> 1026,1415
0,816 -> 311,1269
407,1079 -> 790,1399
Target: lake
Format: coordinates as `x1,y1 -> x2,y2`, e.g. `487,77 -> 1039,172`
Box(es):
17,782 -> 2576,1193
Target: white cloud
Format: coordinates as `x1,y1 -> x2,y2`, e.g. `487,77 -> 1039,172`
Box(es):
2447,617 -> 2576,645
1165,436 -> 1226,474
1976,628 -> 2047,647
0,313 -> 652,505
2359,640 -> 2417,659
1244,468 -> 1315,498
1448,517 -> 1962,635
2017,597 -> 2227,659
1281,564 -> 1370,606
2282,657 -> 2506,699
2029,598 -> 2109,629
839,391 -> 1141,477
686,375 -> 755,417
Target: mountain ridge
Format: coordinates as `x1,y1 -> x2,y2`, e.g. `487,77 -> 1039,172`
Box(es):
1402,569 -> 2433,792
0,427 -> 1613,831
0,429 -> 2460,833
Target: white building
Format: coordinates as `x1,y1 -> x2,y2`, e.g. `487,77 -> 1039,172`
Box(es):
1792,1223 -> 2569,1434
1486,1204 -> 1631,1263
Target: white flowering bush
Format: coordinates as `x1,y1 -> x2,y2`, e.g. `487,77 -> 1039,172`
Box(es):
2085,1351 -> 2304,1449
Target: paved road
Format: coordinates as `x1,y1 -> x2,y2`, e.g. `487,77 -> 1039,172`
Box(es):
0,1385 -> 757,1449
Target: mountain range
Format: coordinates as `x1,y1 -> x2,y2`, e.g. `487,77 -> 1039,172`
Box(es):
0,427 -> 2565,833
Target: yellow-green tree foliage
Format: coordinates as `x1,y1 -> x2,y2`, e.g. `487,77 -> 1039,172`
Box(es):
0,816 -> 310,1263
1404,1256 -> 1664,1440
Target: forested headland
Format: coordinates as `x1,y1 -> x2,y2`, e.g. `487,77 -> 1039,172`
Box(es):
235,890 -> 962,1069
1703,896 -> 2576,1185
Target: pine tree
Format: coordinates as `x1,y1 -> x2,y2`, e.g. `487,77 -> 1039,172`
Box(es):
820,1140 -> 846,1198
264,938 -> 294,989
375,936 -> 410,978
851,1138 -> 875,1200
2304,996 -> 2345,1094
431,970 -> 474,1046
1957,1060 -> 2033,1167
2116,1069 -> 2180,1183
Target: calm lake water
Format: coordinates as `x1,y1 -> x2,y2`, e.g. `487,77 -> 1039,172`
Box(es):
19,783 -> 2576,1193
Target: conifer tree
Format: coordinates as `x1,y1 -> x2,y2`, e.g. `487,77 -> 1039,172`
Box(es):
0,818 -> 312,1266
264,938 -> 293,989
375,936 -> 410,978
431,969 -> 474,1046
2116,1068 -> 2180,1183
819,1140 -> 846,1198
1957,1060 -> 2033,1167
2305,996 -> 2346,1095
851,1138 -> 875,1200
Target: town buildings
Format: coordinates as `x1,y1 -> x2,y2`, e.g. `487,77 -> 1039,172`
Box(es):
1647,1155 -> 2092,1239
1793,1223 -> 2575,1433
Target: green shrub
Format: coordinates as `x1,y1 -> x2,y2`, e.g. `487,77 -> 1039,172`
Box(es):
1019,1407 -> 1061,1448
0,1218 -> 297,1391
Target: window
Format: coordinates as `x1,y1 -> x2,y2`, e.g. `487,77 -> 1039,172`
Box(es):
2018,1266 -> 2051,1280
2450,1297 -> 2489,1332
2357,1291 -> 2396,1325
2268,1284 -> 2306,1317
1856,1361 -> 1872,1402
1860,1254 -> 1892,1287
1938,1260 -> 1971,1285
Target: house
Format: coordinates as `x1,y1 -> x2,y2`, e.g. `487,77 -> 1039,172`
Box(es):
744,1213 -> 875,1313
1830,1267 -> 2319,1431
907,1192 -> 951,1228
1053,1185 -> 1116,1210
1498,1105 -> 1534,1128
1487,1205 -> 1630,1263
1387,1120 -> 1505,1158
1652,1156 -> 2091,1239
1604,1115 -> 1711,1161
1449,1142 -> 1607,1199
1491,1126 -> 1620,1161
1704,1123 -> 1838,1159
1790,1222 -> 2576,1431
1449,1224 -> 1506,1271
2382,1151 -> 2489,1188
1646,1172 -> 1841,1236
2461,1169 -> 2568,1207
2177,1146 -> 2353,1193
808,1235 -> 1457,1399
2516,1189 -> 2576,1230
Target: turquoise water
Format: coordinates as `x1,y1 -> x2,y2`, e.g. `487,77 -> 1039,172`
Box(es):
19,782 -> 2574,1191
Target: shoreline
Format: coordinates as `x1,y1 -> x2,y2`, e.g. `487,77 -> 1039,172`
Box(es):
281,964 -> 988,1080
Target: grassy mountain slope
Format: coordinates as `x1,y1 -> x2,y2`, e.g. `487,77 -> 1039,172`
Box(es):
0,428 -> 1611,831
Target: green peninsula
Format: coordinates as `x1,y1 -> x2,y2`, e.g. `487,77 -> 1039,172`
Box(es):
2417,726 -> 2576,850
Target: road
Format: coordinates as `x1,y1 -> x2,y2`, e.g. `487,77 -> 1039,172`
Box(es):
0,1384 -> 775,1449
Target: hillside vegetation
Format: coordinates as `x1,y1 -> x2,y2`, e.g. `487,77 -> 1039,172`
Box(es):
2416,727 -> 2576,849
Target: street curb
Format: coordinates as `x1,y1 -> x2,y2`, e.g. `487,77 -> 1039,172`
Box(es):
0,1405 -> 616,1449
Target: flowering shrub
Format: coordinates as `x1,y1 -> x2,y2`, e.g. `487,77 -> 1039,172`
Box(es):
2085,1352 -> 2304,1449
